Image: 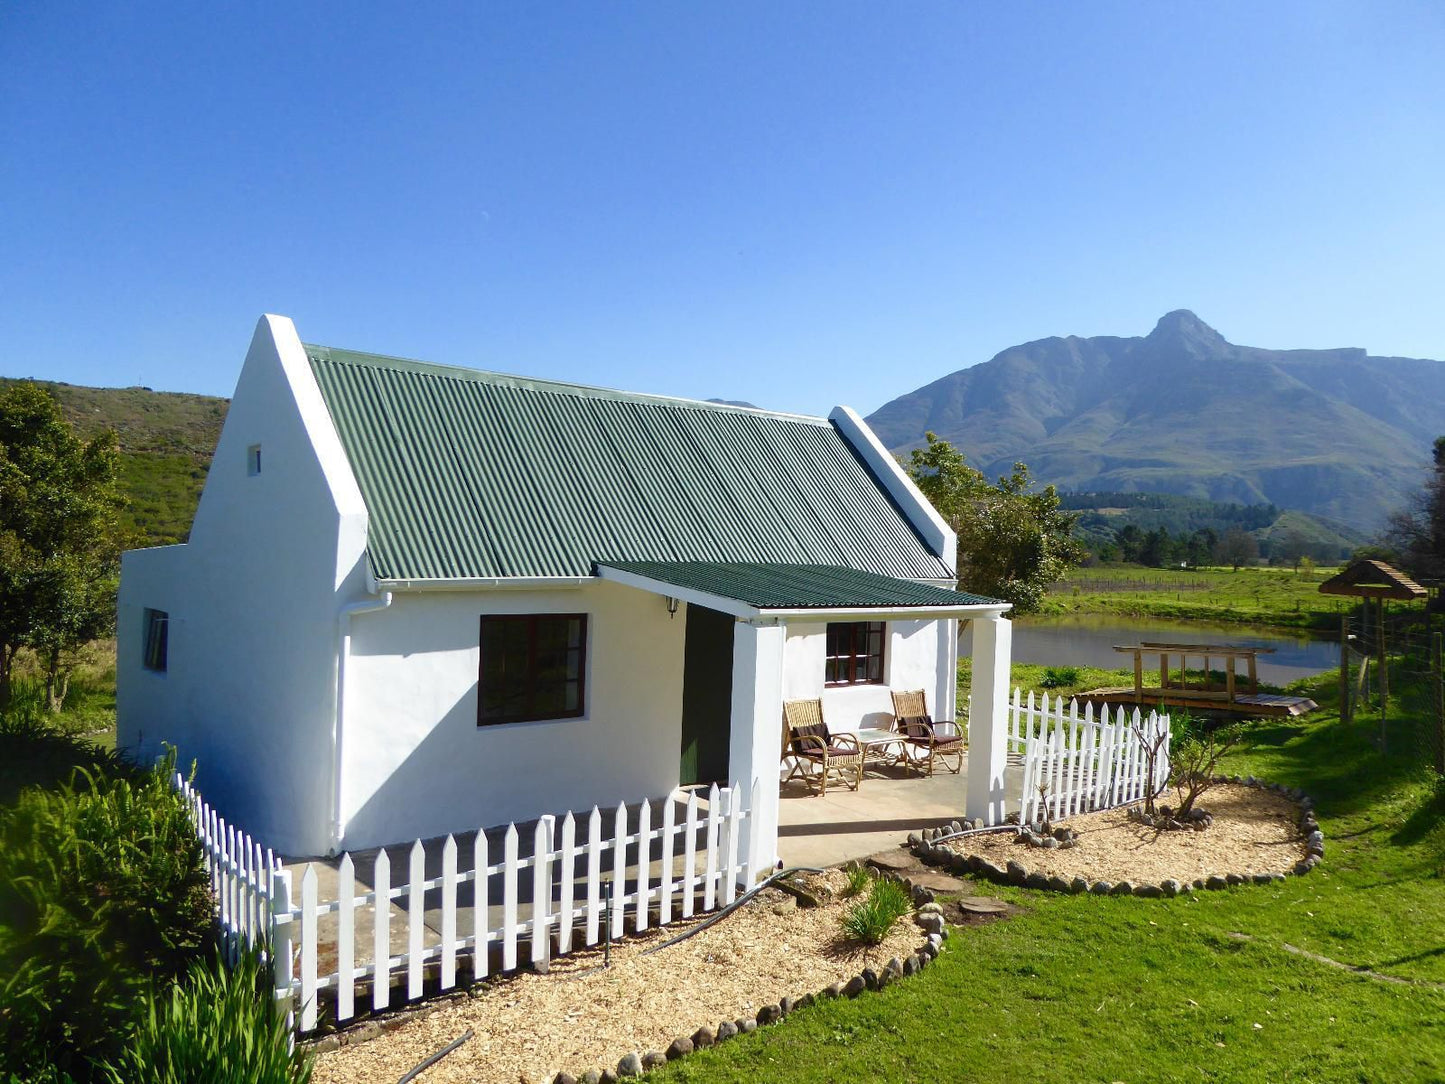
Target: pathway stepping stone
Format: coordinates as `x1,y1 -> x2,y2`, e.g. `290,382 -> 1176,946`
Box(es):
955,896 -> 1009,916
866,851 -> 918,873
908,871 -> 967,893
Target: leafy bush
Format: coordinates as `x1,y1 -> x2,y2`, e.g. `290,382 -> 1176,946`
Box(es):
841,863 -> 871,898
840,877 -> 911,945
104,949 -> 311,1084
0,749 -> 215,1079
0,712 -> 133,807
1039,665 -> 1081,689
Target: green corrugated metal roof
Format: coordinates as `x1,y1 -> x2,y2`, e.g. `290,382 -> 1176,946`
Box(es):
305,346 -> 952,582
599,561 -> 1001,609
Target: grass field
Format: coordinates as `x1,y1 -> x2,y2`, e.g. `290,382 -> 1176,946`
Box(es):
652,668 -> 1445,1083
5,642 -> 118,750
1042,564 -> 1353,631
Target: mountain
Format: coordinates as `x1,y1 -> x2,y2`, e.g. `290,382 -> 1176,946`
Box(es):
1,377 -> 228,545
866,311 -> 1445,529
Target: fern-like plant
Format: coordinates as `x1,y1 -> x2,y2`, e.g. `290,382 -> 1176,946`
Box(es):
841,863 -> 871,898
104,948 -> 312,1084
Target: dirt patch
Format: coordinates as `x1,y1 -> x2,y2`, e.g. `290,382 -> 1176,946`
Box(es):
946,784 -> 1306,885
311,869 -> 922,1084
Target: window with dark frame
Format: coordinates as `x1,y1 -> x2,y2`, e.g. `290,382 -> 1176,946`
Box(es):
478,613 -> 587,725
143,608 -> 169,672
824,621 -> 885,686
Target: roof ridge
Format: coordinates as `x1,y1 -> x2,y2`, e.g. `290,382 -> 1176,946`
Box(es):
304,343 -> 828,424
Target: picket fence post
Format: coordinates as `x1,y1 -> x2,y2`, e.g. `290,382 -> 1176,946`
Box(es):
373,849 -> 390,1012
337,854 -> 355,1022
271,867 -> 294,1035
532,815 -> 554,966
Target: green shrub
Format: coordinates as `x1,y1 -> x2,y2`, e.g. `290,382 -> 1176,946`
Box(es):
104,949 -> 311,1084
0,713 -> 133,807
841,863 -> 871,898
1039,665 -> 1082,689
840,877 -> 912,945
0,750 -> 215,1079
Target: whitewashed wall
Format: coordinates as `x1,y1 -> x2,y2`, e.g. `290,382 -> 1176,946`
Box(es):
781,618 -> 957,732
117,316 -> 369,858
338,579 -> 686,851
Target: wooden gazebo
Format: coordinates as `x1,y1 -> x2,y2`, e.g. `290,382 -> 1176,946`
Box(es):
1318,559 -> 1427,727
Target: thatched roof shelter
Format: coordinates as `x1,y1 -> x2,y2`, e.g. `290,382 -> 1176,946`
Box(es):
1317,559 -> 1427,601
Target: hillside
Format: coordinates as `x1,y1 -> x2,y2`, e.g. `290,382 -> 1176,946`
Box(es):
1060,492 -> 1365,561
866,310 -> 1445,530
0,377 -> 228,546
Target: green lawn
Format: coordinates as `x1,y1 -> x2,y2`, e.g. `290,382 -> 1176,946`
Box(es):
654,670 -> 1445,1083
1042,564 -> 1352,631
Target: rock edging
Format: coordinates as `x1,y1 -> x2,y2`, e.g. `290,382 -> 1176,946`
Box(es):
553,913 -> 942,1083
906,778 -> 1323,899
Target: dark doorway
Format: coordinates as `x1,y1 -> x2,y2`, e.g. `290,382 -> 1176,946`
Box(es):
679,603 -> 734,787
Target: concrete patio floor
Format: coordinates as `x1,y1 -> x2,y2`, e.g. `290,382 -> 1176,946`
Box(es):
777,754 -> 1024,868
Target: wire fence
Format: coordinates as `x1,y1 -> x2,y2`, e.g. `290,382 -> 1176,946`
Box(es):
1336,603 -> 1445,774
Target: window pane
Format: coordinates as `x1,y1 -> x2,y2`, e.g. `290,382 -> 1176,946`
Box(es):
824,620 -> 884,686
479,614 -> 586,724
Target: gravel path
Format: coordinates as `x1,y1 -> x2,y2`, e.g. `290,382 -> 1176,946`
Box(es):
312,870 -> 921,1084
945,783 -> 1306,883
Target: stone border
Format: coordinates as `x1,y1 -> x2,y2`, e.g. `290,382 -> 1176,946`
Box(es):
551,912 -> 942,1083
907,776 -> 1324,899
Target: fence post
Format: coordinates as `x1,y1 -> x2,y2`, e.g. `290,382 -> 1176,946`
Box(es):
270,868 -> 294,1038
532,815 -> 555,967
1339,615 -> 1352,726
1434,632 -> 1444,776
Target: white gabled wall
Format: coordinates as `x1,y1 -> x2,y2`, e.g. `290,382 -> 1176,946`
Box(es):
828,406 -> 957,575
116,315 -> 369,857
781,618 -> 957,731
337,579 -> 686,850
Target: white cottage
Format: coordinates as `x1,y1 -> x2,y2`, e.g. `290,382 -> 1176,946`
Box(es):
117,315 -> 1014,863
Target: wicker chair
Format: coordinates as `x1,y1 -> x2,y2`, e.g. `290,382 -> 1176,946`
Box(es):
782,699 -> 864,796
890,689 -> 965,776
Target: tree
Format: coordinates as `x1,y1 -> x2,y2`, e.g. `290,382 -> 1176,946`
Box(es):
1274,529 -> 1310,570
906,432 -> 1085,612
0,383 -> 122,710
1213,527 -> 1259,571
1386,435 -> 1445,587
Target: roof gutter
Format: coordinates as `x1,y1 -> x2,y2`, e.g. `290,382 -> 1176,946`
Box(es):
374,576 -> 593,592
329,590 -> 393,855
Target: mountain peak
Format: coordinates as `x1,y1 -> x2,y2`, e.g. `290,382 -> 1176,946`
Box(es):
1147,309 -> 1229,350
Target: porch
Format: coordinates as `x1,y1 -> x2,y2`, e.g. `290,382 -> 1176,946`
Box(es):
776,753 -> 1027,868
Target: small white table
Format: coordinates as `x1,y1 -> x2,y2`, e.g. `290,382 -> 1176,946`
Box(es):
853,727 -> 908,767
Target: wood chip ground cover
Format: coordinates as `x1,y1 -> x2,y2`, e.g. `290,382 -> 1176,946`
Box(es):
312,871 -> 919,1084
948,783 -> 1306,883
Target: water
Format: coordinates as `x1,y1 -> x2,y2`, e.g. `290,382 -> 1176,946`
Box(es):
961,614 -> 1337,687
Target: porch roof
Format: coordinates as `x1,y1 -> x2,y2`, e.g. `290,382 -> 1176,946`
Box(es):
595,560 -> 1008,619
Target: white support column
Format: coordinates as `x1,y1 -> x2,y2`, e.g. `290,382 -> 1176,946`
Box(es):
728,619 -> 785,874
966,615 -> 1012,825
939,617 -> 959,725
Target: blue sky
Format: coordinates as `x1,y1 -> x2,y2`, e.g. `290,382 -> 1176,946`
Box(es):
3,2 -> 1443,416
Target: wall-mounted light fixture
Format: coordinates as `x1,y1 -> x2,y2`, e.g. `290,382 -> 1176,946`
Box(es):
666,596 -> 680,618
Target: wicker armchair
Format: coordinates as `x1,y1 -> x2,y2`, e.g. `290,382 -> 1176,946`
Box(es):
782,699 -> 864,796
890,689 -> 965,776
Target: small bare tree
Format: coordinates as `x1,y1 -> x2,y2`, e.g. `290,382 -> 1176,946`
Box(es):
1131,714 -> 1172,816
1170,722 -> 1245,818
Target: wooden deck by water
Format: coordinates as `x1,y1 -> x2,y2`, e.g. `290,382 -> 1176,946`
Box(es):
1076,641 -> 1319,718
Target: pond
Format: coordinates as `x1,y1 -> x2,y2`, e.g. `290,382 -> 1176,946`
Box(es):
961,614 -> 1338,687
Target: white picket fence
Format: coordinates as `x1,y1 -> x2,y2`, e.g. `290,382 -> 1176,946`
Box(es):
176,774 -> 284,965
1012,691 -> 1171,824
178,776 -> 761,1036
